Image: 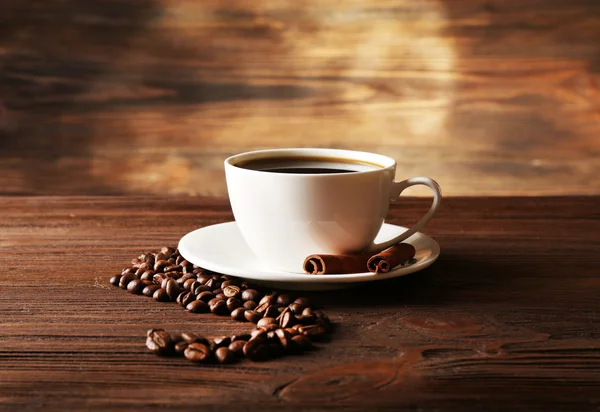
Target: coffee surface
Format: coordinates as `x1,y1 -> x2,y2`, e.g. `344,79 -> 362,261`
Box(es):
263,167 -> 353,174
236,156 -> 383,174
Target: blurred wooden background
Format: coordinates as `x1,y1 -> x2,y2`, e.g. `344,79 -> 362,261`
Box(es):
1,0 -> 599,196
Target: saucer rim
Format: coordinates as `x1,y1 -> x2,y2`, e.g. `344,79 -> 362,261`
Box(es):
177,221 -> 440,284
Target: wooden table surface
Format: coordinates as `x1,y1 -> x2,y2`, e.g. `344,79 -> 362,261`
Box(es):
1,196 -> 599,411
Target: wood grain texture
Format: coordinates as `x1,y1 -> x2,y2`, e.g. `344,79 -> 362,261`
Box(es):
1,0 -> 600,196
1,196 -> 600,411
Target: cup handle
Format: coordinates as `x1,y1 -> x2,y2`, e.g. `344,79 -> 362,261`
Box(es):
370,177 -> 442,252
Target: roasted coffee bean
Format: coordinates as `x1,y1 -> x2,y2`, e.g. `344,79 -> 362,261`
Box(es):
241,289 -> 260,302
164,265 -> 181,273
212,336 -> 231,348
292,334 -> 313,351
174,341 -> 188,355
289,303 -> 306,314
228,340 -> 246,356
243,339 -> 270,361
263,324 -> 279,333
302,307 -> 314,317
176,291 -> 186,305
161,246 -> 176,257
179,272 -> 195,281
231,307 -> 246,321
226,297 -> 242,312
141,279 -> 154,286
160,278 -> 170,289
208,298 -> 222,307
315,310 -> 331,324
184,342 -> 211,363
250,329 -> 267,341
223,285 -> 241,298
231,334 -> 251,342
109,274 -> 121,286
142,284 -> 160,297
122,271 -> 138,285
258,292 -> 278,306
291,324 -> 303,331
183,278 -> 196,291
240,281 -> 250,290
127,279 -> 145,294
257,317 -> 278,329
181,332 -> 208,345
264,305 -> 280,318
215,347 -> 235,364
176,277 -> 186,286
121,267 -> 135,275
165,279 -> 182,300
155,252 -> 167,261
294,297 -> 311,307
300,324 -> 327,339
279,307 -> 295,328
210,299 -> 228,315
276,294 -> 291,306
175,255 -> 184,265
243,301 -> 257,310
153,273 -> 166,284
182,265 -> 194,274
221,279 -> 239,288
285,328 -> 299,336
197,291 -> 215,303
135,262 -> 150,276
205,278 -> 220,290
275,329 -> 292,351
119,272 -> 137,289
171,333 -> 184,343
153,288 -> 170,302
198,274 -> 212,285
186,300 -> 209,313
146,329 -> 173,355
244,310 -> 262,324
140,270 -> 154,281
192,284 -> 211,295
178,291 -> 195,307
212,288 -> 224,295
154,260 -> 168,273
255,301 -> 270,314
215,293 -> 227,300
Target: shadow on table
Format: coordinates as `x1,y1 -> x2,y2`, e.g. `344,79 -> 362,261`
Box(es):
305,250 -> 537,308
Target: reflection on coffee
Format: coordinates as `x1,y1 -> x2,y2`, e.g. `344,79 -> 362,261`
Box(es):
236,156 -> 384,174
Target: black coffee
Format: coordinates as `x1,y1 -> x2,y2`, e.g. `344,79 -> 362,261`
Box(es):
236,156 -> 383,174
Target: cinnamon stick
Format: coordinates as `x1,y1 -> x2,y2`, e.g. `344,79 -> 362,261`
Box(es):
367,243 -> 416,273
303,243 -> 416,275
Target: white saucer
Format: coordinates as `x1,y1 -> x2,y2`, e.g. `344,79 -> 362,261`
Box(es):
178,222 -> 440,291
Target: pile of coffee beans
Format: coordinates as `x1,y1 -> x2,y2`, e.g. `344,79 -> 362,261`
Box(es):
109,246 -> 332,364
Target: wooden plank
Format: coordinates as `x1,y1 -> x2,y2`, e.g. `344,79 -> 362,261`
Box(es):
0,196 -> 599,410
1,0 -> 600,196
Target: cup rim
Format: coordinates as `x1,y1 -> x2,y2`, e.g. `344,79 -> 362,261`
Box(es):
224,148 -> 395,176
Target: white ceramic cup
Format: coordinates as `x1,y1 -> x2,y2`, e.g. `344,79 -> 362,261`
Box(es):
225,148 -> 441,273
